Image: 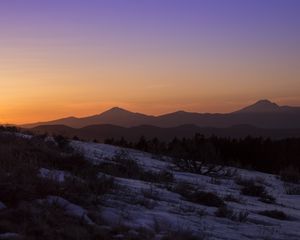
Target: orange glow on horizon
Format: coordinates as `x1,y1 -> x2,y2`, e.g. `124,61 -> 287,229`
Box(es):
1,0 -> 300,125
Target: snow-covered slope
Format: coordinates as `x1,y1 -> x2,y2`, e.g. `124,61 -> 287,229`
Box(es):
1,131 -> 298,239
67,141 -> 300,240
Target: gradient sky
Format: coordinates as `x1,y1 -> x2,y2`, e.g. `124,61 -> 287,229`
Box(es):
1,0 -> 300,124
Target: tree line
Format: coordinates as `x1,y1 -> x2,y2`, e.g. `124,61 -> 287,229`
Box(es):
105,134 -> 300,175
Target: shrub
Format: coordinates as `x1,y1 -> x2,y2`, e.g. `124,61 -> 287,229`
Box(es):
210,177 -> 221,185
98,150 -> 173,184
53,134 -> 70,150
285,184 -> 300,195
141,186 -> 160,201
0,200 -> 110,240
171,182 -> 224,207
240,183 -> 276,204
185,191 -> 225,207
191,191 -> 225,207
224,194 -> 241,203
215,206 -> 249,222
259,210 -> 288,220
235,211 -> 249,222
259,193 -> 276,204
131,196 -> 156,209
171,182 -> 197,197
241,184 -> 266,197
215,205 -> 234,218
156,170 -> 174,183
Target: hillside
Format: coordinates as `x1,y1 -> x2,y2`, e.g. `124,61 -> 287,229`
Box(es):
0,130 -> 300,239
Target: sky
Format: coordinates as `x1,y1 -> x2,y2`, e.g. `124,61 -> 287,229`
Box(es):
0,0 -> 300,124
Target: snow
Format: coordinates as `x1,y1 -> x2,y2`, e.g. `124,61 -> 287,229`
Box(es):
37,196 -> 94,225
6,131 -> 298,239
72,141 -> 300,240
39,168 -> 69,182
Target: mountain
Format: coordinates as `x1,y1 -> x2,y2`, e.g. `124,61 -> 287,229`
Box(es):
23,107 -> 155,128
30,124 -> 300,142
22,100 -> 300,129
235,99 -> 300,113
236,99 -> 280,113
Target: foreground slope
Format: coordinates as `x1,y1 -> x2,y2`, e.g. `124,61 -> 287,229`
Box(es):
0,132 -> 299,239
71,141 -> 300,240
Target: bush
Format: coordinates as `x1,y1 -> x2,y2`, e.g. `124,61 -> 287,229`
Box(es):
0,125 -> 19,133
241,184 -> 266,197
215,205 -> 233,218
215,206 -> 249,222
156,170 -> 174,183
171,182 -> 224,207
0,201 -> 108,240
190,191 -> 225,207
53,134 -> 70,150
236,177 -> 276,203
285,184 -> 300,195
259,193 -> 276,204
259,210 -> 288,220
98,150 -> 173,184
171,182 -> 197,197
224,194 -> 241,203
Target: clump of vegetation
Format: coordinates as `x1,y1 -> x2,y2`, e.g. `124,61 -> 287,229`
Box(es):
189,191 -> 225,207
215,206 -> 249,222
53,134 -> 71,150
98,150 -> 173,184
141,185 -> 160,201
259,193 -> 276,204
0,131 -> 119,239
236,177 -> 276,203
259,210 -> 288,220
284,184 -> 300,195
171,182 -> 197,197
238,179 -> 266,197
210,177 -> 221,185
171,182 -> 225,207
0,125 -> 19,133
224,194 -> 242,203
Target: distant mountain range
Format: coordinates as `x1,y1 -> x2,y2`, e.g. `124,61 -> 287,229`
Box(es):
23,99 -> 300,129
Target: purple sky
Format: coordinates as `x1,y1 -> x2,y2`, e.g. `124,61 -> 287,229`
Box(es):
0,0 -> 300,123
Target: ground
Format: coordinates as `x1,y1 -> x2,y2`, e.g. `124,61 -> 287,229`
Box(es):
0,134 -> 299,240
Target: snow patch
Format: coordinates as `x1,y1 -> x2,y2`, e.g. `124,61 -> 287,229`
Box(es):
38,196 -> 94,225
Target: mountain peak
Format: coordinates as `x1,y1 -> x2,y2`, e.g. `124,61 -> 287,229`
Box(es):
99,107 -> 148,118
105,107 -> 130,113
237,99 -> 280,113
255,99 -> 277,105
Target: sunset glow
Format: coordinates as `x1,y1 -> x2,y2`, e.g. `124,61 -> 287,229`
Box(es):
1,0 -> 300,124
